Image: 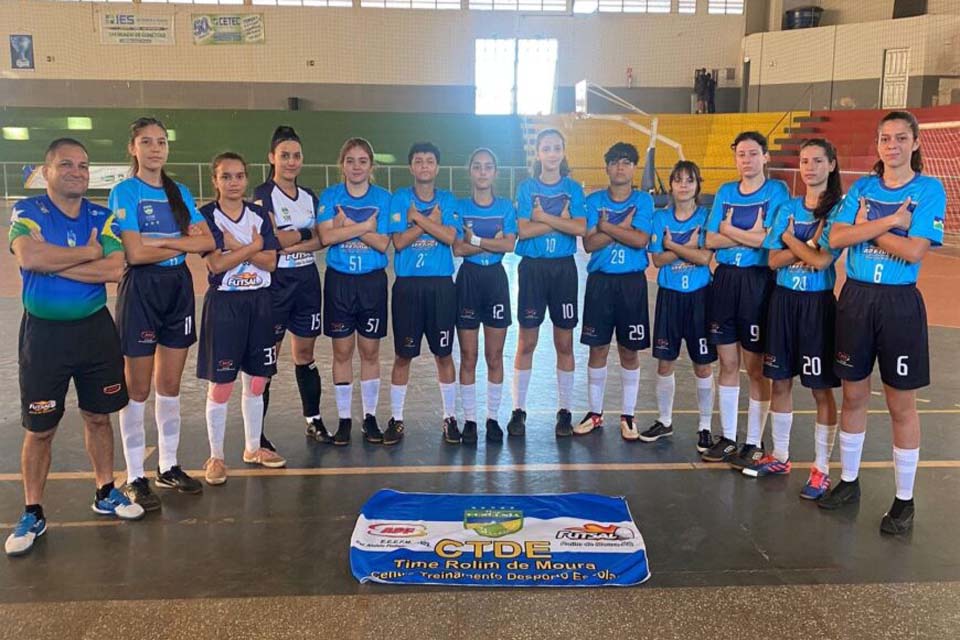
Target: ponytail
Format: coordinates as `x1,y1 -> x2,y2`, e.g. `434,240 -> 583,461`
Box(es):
872,110 -> 924,177
800,138 -> 843,221
129,117 -> 191,234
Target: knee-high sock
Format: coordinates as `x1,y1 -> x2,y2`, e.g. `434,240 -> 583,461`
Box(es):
557,369 -> 574,410
718,385 -> 739,442
155,393 -> 181,473
391,384 -> 407,421
893,446 -> 920,500
696,374 -> 714,431
335,383 -> 352,420
119,399 -> 146,481
770,411 -> 793,462
241,373 -> 264,453
205,396 -> 228,460
839,430 -> 865,483
814,422 -> 838,474
587,366 -> 607,414
461,383 -> 477,422
487,382 -> 503,421
295,362 -> 322,419
513,368 -> 531,410
746,398 -> 770,446
360,378 -> 380,417
656,373 -> 676,427
620,367 -> 640,417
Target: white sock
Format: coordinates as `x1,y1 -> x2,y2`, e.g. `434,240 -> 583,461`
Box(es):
205,396 -> 228,460
240,373 -> 264,453
587,366 -> 607,414
360,378 -> 380,417
557,369 -> 574,411
513,368 -> 531,410
119,399 -> 146,481
656,373 -> 676,426
770,411 -> 793,462
155,393 -> 181,473
461,383 -> 477,422
440,382 -> 457,419
620,367 -> 640,417
487,382 -> 503,421
839,430 -> 865,482
893,446 -> 920,500
814,422 -> 838,474
696,374 -> 714,431
718,385 -> 740,441
746,398 -> 770,446
391,384 -> 407,421
335,383 -> 353,420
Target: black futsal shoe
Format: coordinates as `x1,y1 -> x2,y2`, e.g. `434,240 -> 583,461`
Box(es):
728,443 -> 764,470
701,437 -> 737,462
507,409 -> 526,438
880,498 -> 915,535
362,414 -> 384,444
122,477 -> 161,512
638,421 -> 674,443
485,419 -> 504,443
333,418 -> 352,446
260,432 -> 277,452
696,430 -> 715,453
818,479 -> 861,510
383,418 -> 405,446
155,465 -> 203,495
555,409 -> 574,438
443,417 -> 462,444
306,417 -> 333,444
461,420 -> 478,445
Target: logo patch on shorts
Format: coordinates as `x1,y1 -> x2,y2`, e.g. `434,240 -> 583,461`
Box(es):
524,308 -> 539,320
217,359 -> 236,372
763,354 -> 778,368
582,325 -> 597,338
103,383 -> 122,395
403,337 -> 416,348
28,400 -> 57,415
330,322 -> 347,333
656,338 -> 670,349
139,330 -> 157,344
835,352 -> 852,368
708,321 -> 720,334
460,307 -> 476,320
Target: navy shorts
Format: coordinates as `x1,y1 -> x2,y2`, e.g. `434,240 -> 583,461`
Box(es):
764,286 -> 840,389
197,289 -> 278,383
834,279 -> 930,390
392,276 -> 457,359
116,263 -> 197,357
19,307 -> 128,432
653,286 -> 717,364
271,265 -> 322,341
708,264 -> 773,353
517,256 -> 579,330
580,271 -> 650,351
323,268 -> 388,340
456,261 -> 512,330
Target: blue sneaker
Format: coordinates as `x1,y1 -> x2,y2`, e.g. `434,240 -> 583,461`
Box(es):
742,454 -> 792,478
800,467 -> 832,500
5,512 -> 46,557
92,487 -> 146,521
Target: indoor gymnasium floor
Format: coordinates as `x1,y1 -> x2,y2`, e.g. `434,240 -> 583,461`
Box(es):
0,248 -> 958,639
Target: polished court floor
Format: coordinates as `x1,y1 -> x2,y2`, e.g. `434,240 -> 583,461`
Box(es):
0,249 -> 958,639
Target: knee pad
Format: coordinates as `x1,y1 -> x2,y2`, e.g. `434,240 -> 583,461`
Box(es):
208,382 -> 234,404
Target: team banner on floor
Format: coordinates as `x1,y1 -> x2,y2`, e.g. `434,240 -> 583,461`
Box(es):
192,14 -> 265,46
350,490 -> 651,587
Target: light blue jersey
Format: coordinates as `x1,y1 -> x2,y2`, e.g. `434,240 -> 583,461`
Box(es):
763,197 -> 841,292
108,176 -> 203,267
458,197 -> 517,267
835,174 -> 945,285
649,205 -> 712,292
706,179 -> 790,267
515,176 -> 587,259
317,182 -> 392,275
584,189 -> 653,274
388,187 -> 461,277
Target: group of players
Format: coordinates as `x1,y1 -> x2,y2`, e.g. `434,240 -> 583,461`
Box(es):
5,109 -> 945,557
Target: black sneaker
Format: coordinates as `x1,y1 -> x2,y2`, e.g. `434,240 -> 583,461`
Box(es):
155,465 -> 202,495
818,478 -> 861,510
122,477 -> 161,512
507,409 -> 526,438
638,421 -> 674,443
462,420 -> 478,445
443,417 -> 462,444
696,430 -> 714,453
383,418 -> 404,446
333,418 -> 352,446
880,498 -> 915,535
728,443 -> 764,470
701,437 -> 737,463
485,419 -> 504,443
306,417 -> 333,444
362,414 -> 383,444
260,432 -> 277,453
555,409 -> 573,438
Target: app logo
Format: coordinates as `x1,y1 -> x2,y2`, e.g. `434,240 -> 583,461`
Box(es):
464,509 -> 523,538
367,523 -> 428,538
102,383 -> 122,395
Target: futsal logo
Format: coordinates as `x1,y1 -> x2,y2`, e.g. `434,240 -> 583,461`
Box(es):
555,524 -> 635,541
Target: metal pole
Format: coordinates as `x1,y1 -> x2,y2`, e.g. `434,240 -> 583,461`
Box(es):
449,166 -> 454,192
387,166 -> 393,192
197,164 -> 204,202
325,165 -> 330,188
2,163 -> 7,201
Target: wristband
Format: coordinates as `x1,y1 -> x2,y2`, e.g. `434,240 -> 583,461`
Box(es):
298,228 -> 312,242
470,234 -> 483,248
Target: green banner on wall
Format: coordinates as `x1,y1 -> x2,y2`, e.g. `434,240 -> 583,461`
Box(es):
192,14 -> 264,46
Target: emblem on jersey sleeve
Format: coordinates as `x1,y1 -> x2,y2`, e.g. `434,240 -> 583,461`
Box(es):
116,207 -> 126,220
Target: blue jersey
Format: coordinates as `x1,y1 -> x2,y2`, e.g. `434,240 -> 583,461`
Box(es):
515,177 -> 587,259
9,195 -> 123,321
108,176 -> 203,267
835,174 -> 945,285
649,205 -> 712,292
388,187 -> 462,277
763,197 -> 841,292
199,201 -> 279,292
317,183 -> 392,275
706,179 -> 790,267
458,197 -> 518,267
584,189 -> 654,274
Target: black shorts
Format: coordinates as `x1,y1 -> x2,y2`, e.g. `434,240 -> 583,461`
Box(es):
834,279 -> 930,390
197,289 -> 278,383
580,271 -> 650,351
323,268 -> 388,340
764,286 -> 840,389
517,256 -> 579,330
271,265 -> 322,341
456,261 -> 512,330
392,276 -> 457,358
116,263 -> 197,357
653,286 -> 717,365
19,307 -> 128,432
708,264 -> 773,353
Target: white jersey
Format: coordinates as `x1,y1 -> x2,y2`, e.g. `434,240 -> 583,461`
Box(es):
254,180 -> 318,270
199,200 -> 278,292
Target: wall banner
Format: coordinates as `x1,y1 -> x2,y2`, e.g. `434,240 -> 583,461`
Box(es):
192,14 -> 265,46
100,13 -> 174,46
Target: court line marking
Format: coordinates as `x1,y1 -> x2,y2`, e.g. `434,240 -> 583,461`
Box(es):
1,459 -> 958,483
